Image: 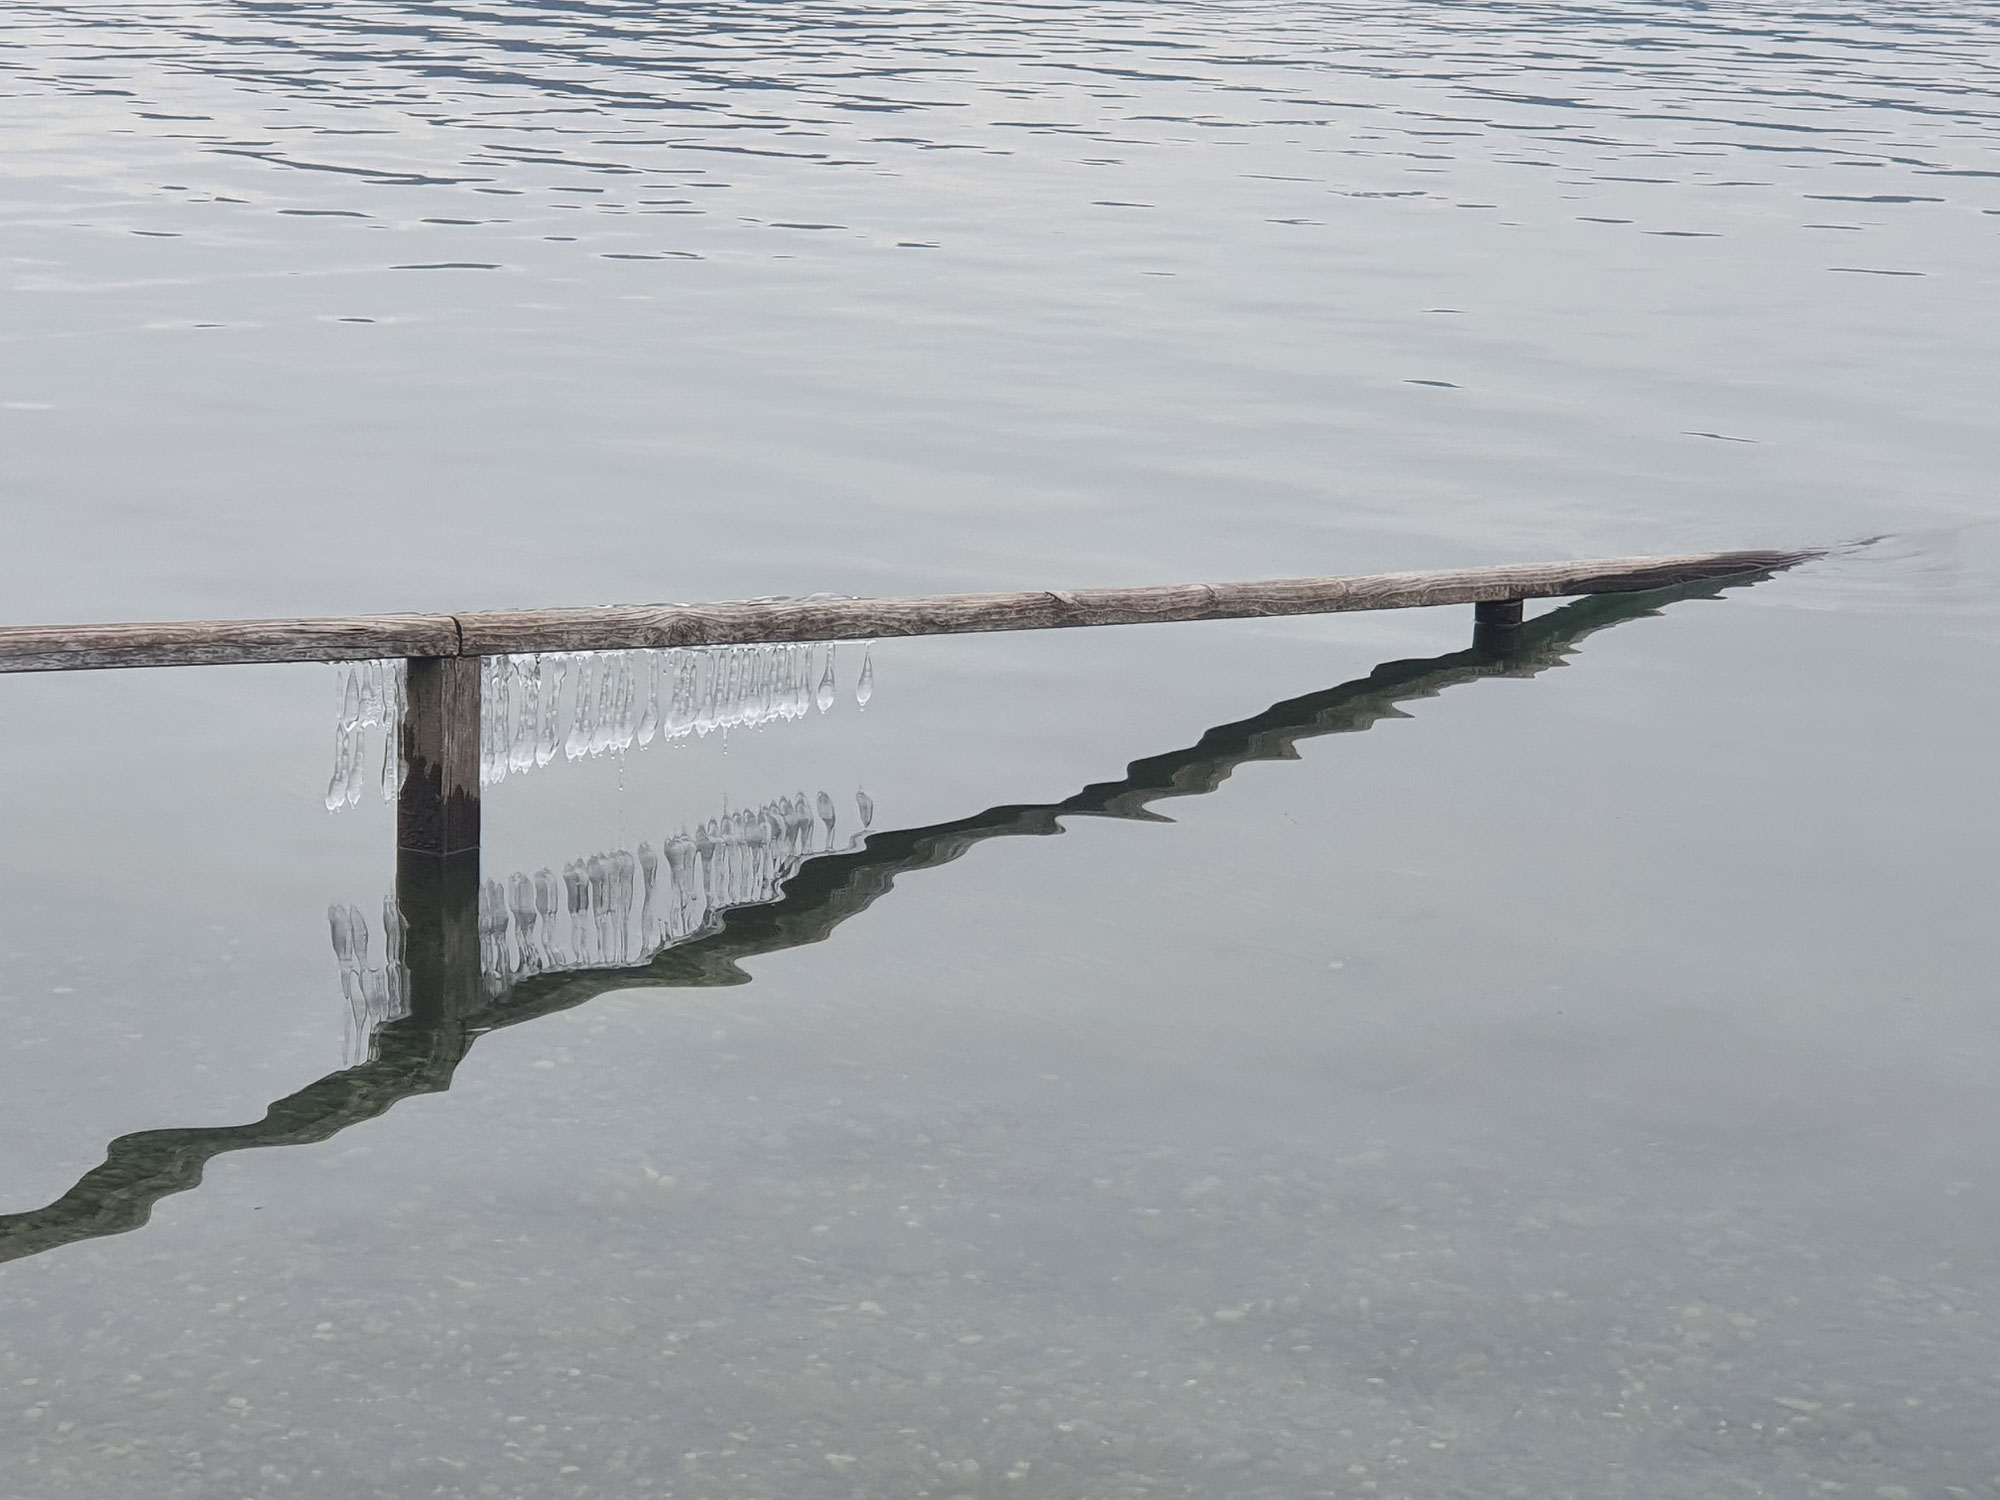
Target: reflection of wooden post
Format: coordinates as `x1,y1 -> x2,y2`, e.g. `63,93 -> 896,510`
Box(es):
1473,597 -> 1524,654
397,657 -> 483,1024
396,848 -> 482,1025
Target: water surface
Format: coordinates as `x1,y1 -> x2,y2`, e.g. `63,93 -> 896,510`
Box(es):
2,2 -> 1998,1496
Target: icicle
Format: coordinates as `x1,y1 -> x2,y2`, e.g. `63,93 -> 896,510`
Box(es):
665,653 -> 693,739
590,655 -> 617,756
817,789 -> 836,846
343,722 -> 366,806
358,660 -> 384,727
856,787 -> 874,829
379,721 -> 399,803
325,725 -> 351,812
613,652 -> 637,753
692,650 -> 717,736
480,657 -> 504,787
855,643 -> 874,708
538,655 -> 563,766
495,657 -> 512,784
725,647 -> 747,730
816,643 -> 836,714
511,656 -> 538,774
567,656 -> 594,760
636,652 -> 660,746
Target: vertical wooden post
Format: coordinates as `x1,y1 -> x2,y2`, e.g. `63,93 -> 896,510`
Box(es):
1473,597 -> 1524,654
396,656 -> 483,1024
398,657 -> 481,856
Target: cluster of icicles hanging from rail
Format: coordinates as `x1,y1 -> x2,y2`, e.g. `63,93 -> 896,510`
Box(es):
325,642 -> 875,811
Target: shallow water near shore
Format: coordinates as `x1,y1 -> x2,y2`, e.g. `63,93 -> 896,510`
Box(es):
3,3 -> 1999,1496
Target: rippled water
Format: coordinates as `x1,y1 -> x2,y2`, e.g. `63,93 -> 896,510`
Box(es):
2,3 -> 1998,1497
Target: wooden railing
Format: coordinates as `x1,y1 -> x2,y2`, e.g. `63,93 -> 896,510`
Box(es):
0,548 -> 1818,1017
0,550 -> 1811,673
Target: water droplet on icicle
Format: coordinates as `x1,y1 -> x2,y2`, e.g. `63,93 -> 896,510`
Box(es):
855,644 -> 874,709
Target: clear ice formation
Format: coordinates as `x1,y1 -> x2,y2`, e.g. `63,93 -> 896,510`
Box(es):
476,641 -> 852,790
325,659 -> 406,813
328,642 -> 868,808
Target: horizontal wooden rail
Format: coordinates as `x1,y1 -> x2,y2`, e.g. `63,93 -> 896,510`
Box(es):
0,549 -> 1814,674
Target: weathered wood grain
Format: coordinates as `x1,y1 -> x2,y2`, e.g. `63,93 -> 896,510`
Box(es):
0,549 -> 1814,673
0,613 -> 459,673
398,657 -> 481,858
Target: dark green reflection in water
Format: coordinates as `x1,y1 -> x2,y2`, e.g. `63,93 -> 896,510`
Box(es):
0,574 -> 1778,1266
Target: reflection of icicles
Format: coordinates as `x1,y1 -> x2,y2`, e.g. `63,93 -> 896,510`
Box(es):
326,660 -> 406,813
471,784 -> 857,991
856,787 -> 874,829
329,897 -> 412,1064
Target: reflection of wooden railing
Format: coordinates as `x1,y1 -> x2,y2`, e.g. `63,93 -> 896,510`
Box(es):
0,567 -> 1807,1266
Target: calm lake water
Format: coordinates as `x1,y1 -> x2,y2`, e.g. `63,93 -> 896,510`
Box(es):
3,2 -> 1998,1495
